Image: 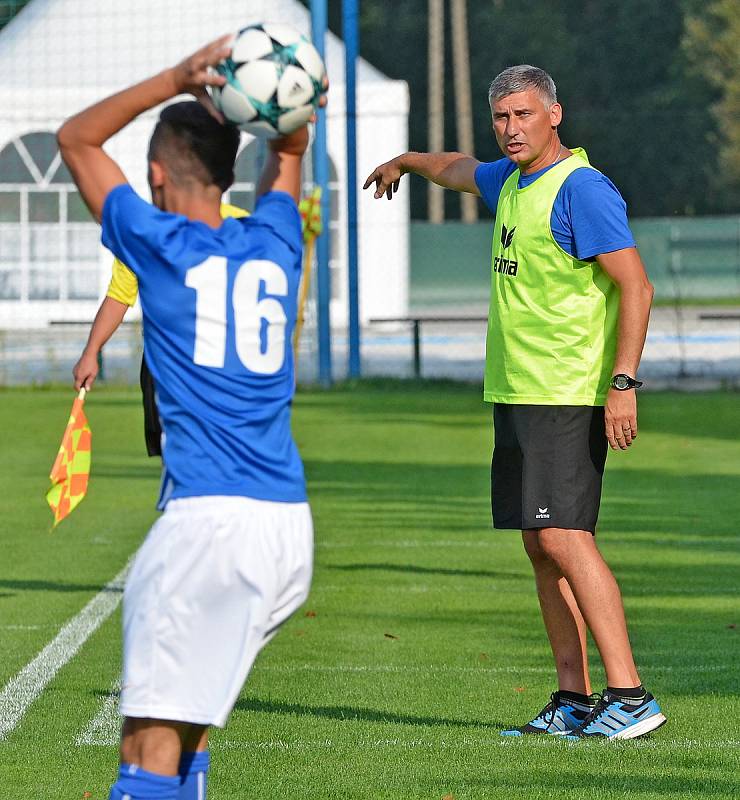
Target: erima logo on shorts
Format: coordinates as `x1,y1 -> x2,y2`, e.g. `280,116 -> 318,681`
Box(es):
535,507 -> 550,519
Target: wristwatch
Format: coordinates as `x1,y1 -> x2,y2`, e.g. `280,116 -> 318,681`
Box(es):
610,373 -> 643,391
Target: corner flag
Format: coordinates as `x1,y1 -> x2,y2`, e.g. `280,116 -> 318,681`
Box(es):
46,388 -> 91,528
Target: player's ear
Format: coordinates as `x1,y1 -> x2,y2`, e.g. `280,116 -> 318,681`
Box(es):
550,103 -> 562,128
148,160 -> 166,188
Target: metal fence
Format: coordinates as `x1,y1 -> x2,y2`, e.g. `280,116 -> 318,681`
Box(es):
1,217 -> 739,387
409,216 -> 740,308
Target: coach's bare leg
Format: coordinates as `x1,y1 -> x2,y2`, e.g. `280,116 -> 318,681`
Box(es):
522,530 -> 591,695
120,717 -> 207,775
536,528 -> 641,688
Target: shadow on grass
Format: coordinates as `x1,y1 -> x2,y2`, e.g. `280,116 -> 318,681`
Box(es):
0,579 -> 120,594
461,769 -> 738,797
637,392 -> 740,442
300,386 -> 740,442
92,464 -> 162,480
327,562 -> 524,580
235,696 -> 504,730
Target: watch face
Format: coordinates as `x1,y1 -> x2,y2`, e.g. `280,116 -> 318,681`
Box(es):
613,375 -> 629,389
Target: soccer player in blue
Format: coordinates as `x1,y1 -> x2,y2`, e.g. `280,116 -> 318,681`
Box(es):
58,36 -> 325,799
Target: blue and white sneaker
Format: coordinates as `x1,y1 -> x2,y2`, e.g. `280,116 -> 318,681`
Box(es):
500,691 -> 596,736
566,690 -> 667,740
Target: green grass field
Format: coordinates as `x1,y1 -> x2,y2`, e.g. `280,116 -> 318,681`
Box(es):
0,383 -> 738,799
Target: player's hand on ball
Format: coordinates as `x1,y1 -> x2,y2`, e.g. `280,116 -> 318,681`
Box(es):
171,35 -> 232,112
363,158 -> 404,200
73,349 -> 99,392
269,77 -> 328,156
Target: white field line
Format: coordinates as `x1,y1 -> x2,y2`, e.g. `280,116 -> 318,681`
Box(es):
213,736 -> 740,752
75,680 -> 121,746
255,663 -> 735,675
316,540 -> 492,549
0,561 -> 130,742
0,625 -> 47,631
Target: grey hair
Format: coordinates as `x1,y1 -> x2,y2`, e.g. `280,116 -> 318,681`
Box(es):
488,65 -> 557,107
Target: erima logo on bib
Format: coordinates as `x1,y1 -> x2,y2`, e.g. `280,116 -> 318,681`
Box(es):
536,507 -> 550,519
493,256 -> 518,276
501,224 -> 516,248
494,223 -> 518,276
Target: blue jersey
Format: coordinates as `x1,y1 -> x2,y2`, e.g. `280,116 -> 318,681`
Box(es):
474,157 -> 635,260
102,185 -> 306,507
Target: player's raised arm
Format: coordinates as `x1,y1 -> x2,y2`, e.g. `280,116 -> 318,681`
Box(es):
57,36 -> 232,221
256,85 -> 328,204
255,127 -> 310,204
363,152 -> 481,200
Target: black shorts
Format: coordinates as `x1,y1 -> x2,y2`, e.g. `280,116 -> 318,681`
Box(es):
491,404 -> 607,533
140,355 -> 162,458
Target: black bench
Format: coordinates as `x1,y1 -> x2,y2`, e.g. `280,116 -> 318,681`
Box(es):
369,315 -> 488,378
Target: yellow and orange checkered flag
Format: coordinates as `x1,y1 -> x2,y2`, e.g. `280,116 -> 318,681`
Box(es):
46,388 -> 91,528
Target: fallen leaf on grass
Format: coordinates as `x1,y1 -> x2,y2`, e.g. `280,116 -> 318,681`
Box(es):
442,794 -> 456,800
305,610 -> 317,618
478,652 -> 489,661
384,633 -> 399,640
514,686 -> 526,692
82,793 -> 93,799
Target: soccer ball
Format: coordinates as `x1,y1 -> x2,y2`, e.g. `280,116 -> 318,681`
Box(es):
211,23 -> 326,138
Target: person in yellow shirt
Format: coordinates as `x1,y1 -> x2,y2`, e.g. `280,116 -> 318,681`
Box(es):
73,202 -> 248,455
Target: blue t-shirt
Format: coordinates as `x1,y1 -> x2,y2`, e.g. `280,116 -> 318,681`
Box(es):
474,157 -> 635,260
102,185 -> 307,507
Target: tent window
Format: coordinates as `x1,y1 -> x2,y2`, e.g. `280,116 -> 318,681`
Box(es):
0,132 -> 98,301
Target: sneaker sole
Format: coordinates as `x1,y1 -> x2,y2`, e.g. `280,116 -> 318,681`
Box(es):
610,713 -> 667,740
500,729 -> 572,737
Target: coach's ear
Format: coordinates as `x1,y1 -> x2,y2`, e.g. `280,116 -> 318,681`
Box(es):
550,102 -> 563,129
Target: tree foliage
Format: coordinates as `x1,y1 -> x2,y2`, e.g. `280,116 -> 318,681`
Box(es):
323,0 -> 737,218
683,0 -> 740,199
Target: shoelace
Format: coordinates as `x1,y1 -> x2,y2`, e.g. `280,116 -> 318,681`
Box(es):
538,691 -> 561,728
538,691 -> 602,731
575,692 -> 611,733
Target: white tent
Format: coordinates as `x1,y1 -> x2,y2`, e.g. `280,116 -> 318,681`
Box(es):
0,0 -> 409,330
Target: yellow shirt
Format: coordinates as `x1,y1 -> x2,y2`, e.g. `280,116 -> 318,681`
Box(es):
106,202 -> 250,306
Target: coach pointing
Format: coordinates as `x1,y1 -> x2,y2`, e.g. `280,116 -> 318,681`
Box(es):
364,65 -> 665,739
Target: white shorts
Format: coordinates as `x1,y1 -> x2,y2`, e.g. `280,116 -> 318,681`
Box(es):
120,495 -> 313,727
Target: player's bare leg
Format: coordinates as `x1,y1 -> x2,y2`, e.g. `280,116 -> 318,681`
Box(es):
535,527 -> 641,688
119,717 -> 198,775
522,530 -> 591,695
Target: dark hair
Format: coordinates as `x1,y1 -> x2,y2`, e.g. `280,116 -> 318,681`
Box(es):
148,101 -> 241,191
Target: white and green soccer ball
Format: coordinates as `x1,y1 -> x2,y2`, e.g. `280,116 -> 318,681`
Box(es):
211,23 -> 326,138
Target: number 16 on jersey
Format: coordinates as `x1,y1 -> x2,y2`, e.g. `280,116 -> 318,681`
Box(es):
186,257 -> 289,375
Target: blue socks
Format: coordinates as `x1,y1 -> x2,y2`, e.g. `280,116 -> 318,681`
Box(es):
108,764 -> 180,800
178,751 -> 210,800
108,752 -> 210,800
